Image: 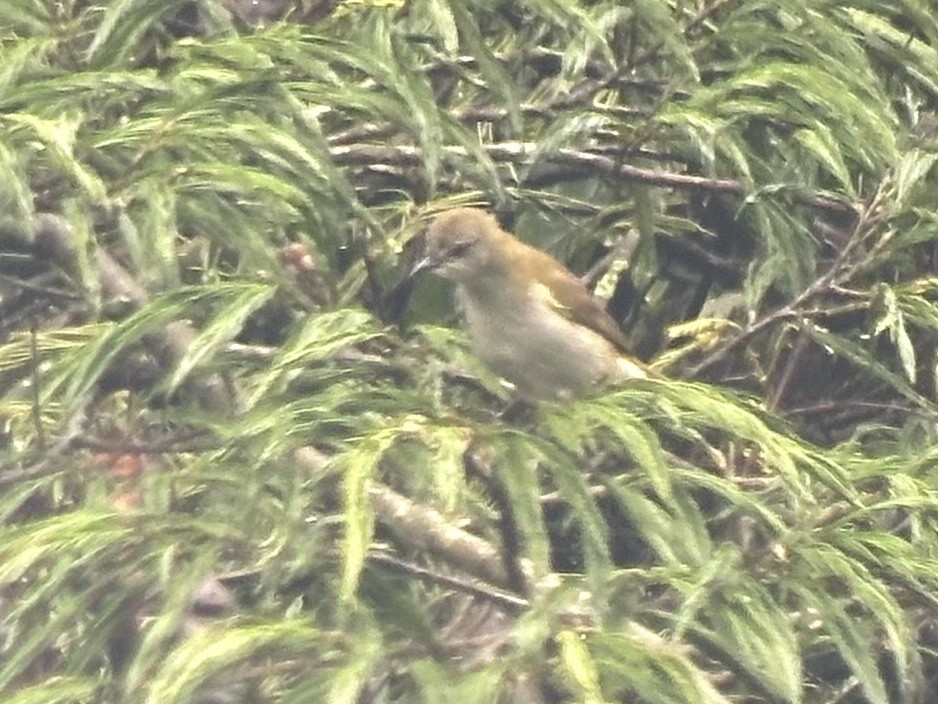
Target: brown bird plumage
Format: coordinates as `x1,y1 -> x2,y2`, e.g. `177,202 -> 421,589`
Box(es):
419,208 -> 646,399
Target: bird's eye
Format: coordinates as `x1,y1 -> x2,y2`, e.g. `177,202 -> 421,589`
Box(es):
446,239 -> 476,259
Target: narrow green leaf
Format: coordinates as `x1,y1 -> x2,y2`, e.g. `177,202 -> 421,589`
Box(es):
248,309 -> 380,408
448,0 -> 520,131
143,621 -> 321,704
558,630 -> 604,704
164,283 -> 277,394
806,321 -> 927,405
793,124 -> 854,195
337,424 -> 404,602
86,0 -> 190,67
5,677 -> 97,704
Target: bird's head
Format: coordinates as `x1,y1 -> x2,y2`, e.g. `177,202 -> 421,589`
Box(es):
414,208 -> 510,283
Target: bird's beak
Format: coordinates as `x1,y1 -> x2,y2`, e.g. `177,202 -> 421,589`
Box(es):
409,256 -> 430,277
383,252 -> 433,325
408,253 -> 436,278
405,228 -> 437,279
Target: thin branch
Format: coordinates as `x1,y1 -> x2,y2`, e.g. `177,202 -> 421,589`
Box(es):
686,193 -> 875,376
330,142 -> 857,215
826,676 -> 861,704
684,307 -> 801,378
0,393 -> 94,487
684,0 -> 738,34
0,272 -> 82,301
72,434 -> 220,454
767,330 -> 809,412
367,550 -> 529,612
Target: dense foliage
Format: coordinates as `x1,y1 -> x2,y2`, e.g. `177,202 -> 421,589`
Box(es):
2,0 -> 938,702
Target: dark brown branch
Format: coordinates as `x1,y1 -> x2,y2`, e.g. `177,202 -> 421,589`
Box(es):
784,400 -> 932,419
683,291 -> 815,378
329,142 -> 857,215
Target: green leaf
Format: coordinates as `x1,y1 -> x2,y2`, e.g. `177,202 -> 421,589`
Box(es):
6,113 -> 108,203
143,621 -> 322,704
794,124 -> 854,196
337,422 -> 410,602
806,320 -> 927,406
558,630 -> 604,704
164,283 -> 277,394
872,285 -> 917,384
248,309 -> 380,408
448,0 -> 520,132
5,677 -> 97,704
86,0 -> 191,67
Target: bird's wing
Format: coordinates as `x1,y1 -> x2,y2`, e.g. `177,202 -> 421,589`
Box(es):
534,272 -> 651,381
529,254 -> 634,353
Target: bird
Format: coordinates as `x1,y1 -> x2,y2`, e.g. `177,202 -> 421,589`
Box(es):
413,207 -> 647,400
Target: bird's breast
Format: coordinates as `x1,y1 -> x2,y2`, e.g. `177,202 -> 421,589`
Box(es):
456,285 -> 620,400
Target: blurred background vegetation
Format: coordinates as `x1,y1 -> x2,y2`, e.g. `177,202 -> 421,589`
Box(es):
2,0 -> 938,702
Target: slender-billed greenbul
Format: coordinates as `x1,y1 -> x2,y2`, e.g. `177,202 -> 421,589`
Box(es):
414,208 -> 647,400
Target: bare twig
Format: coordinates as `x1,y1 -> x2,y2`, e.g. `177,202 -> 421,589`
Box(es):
330,142 -> 856,215
686,193 -> 875,377
767,330 -> 809,412
684,0 -> 738,34
72,434 -> 220,454
0,272 -> 82,301
367,550 -> 529,612
0,393 -> 94,487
